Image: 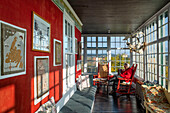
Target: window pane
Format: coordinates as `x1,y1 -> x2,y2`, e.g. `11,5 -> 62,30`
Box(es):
71,26 -> 72,37
121,37 -> 125,42
87,37 -> 91,41
98,37 -> 102,42
111,37 -> 116,42
87,56 -> 92,60
103,37 -> 107,42
103,43 -> 107,47
111,43 -> 115,48
116,42 -> 120,48
98,43 -> 102,47
116,37 -> 120,42
87,42 -> 91,47
98,50 -> 102,55
87,50 -> 91,55
165,11 -> 168,23
165,41 -> 168,53
68,23 -> 70,37
81,50 -> 84,55
92,50 -> 96,55
91,56 -> 96,61
92,37 -> 96,41
103,50 -> 107,55
81,37 -> 84,42
92,43 -> 96,47
165,24 -> 168,37
65,20 -> 67,35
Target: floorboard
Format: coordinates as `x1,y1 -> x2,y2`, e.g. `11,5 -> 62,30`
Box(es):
92,87 -> 145,113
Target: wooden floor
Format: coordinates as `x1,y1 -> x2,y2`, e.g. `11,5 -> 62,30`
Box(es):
92,87 -> 145,113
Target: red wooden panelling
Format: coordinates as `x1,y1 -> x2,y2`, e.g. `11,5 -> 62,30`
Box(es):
0,0 -> 69,112
75,27 -> 82,79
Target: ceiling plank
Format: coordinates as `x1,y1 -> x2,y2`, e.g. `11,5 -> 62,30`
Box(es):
68,0 -> 169,34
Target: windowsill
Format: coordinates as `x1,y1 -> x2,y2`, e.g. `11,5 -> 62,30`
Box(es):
109,72 -> 118,75
134,75 -> 145,82
63,84 -> 76,95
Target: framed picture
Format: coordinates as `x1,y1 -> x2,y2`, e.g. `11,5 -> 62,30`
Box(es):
53,39 -> 62,66
0,21 -> 26,79
34,56 -> 49,105
75,38 -> 78,54
78,41 -> 82,59
77,60 -> 81,71
32,11 -> 51,52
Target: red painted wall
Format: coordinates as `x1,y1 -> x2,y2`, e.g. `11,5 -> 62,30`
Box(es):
0,0 -> 69,112
75,27 -> 82,79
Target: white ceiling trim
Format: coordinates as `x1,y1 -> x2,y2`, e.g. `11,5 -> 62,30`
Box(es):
63,0 -> 83,26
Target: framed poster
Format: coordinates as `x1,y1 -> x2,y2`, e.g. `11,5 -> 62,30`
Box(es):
53,39 -> 62,66
0,21 -> 26,79
32,11 -> 51,52
34,56 -> 49,105
78,41 -> 82,59
75,38 -> 78,54
77,60 -> 81,71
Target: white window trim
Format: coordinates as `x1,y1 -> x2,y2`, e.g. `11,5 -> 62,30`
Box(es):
63,10 -> 76,95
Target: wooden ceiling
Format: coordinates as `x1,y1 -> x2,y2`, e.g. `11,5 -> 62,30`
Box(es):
68,0 -> 169,34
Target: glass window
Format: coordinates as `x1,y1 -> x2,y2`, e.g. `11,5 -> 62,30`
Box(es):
111,36 -> 130,73
81,37 -> 84,73
92,37 -> 96,42
159,11 -> 168,38
63,16 -> 75,93
98,37 -> 102,42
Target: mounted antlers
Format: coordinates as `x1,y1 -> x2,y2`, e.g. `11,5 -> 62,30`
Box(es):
125,31 -> 146,54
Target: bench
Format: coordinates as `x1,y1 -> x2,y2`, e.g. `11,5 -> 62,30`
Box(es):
142,85 -> 170,113
59,75 -> 97,113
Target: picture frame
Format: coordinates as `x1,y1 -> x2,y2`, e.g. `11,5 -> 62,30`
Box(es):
77,60 -> 81,71
53,39 -> 62,66
75,38 -> 78,54
34,56 -> 49,105
32,11 -> 51,52
78,41 -> 82,59
0,20 -> 26,79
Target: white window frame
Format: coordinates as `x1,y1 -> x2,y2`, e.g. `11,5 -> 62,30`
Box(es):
63,10 -> 75,95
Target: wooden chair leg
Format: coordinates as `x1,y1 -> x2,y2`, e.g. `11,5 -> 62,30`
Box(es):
116,80 -> 121,92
